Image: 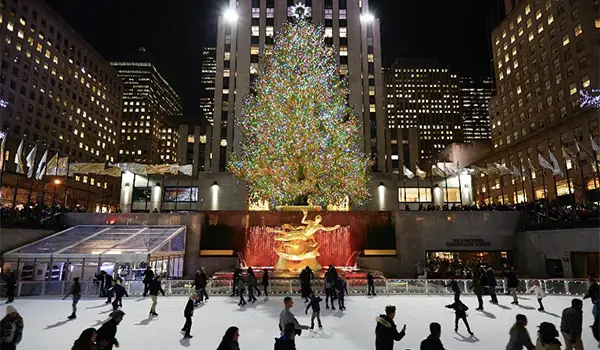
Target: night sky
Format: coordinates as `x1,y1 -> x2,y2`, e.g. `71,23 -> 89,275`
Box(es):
46,0 -> 500,123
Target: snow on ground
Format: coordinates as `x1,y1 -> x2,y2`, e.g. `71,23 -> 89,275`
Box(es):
3,295 -> 598,349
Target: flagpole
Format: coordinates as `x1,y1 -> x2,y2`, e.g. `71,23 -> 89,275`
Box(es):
190,172 -> 194,211
416,176 -> 421,203
62,156 -> 71,209
11,172 -> 21,217
85,175 -> 92,212
129,173 -> 136,213
51,153 -> 60,217
485,174 -> 492,204
145,174 -> 150,212
175,176 -> 180,211
577,155 -> 587,203
69,169 -> 77,211
39,154 -> 50,220
101,174 -> 106,212
0,131 -> 8,190
159,174 -> 165,212
564,160 -> 572,204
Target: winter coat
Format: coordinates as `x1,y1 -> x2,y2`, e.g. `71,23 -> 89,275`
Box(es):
193,273 -> 204,289
445,300 -> 469,318
148,279 -> 165,296
367,273 -> 374,284
505,323 -> 535,350
69,281 -> 82,296
110,284 -> 128,299
470,277 -> 483,295
305,296 -> 322,313
420,335 -> 446,350
506,271 -> 518,289
0,313 -> 23,346
247,273 -> 257,287
527,285 -> 545,299
262,271 -> 270,286
200,271 -> 209,287
375,314 -> 405,350
585,282 -> 600,303
184,299 -> 194,318
237,277 -> 247,291
336,279 -> 348,297
5,275 -> 16,291
71,341 -> 98,350
560,306 -> 583,339
274,335 -> 296,350
486,270 -> 497,288
326,268 -> 338,283
278,308 -> 305,339
104,275 -> 113,289
593,301 -> 599,318
217,341 -> 240,350
96,319 -> 119,350
142,269 -> 154,283
535,339 -> 562,350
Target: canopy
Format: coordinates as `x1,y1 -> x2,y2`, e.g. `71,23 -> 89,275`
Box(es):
2,225 -> 186,263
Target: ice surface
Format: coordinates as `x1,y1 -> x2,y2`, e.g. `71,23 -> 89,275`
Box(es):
3,295 -> 598,349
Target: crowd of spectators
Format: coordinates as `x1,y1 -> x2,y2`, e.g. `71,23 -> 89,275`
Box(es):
424,256 -> 510,279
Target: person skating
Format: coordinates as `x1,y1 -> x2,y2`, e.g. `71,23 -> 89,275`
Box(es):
216,326 -> 240,350
71,328 -> 97,350
274,323 -> 297,350
109,279 -> 128,314
199,267 -> 210,301
445,298 -> 473,335
141,266 -> 154,297
96,310 -> 124,350
262,269 -> 270,300
592,300 -> 599,342
336,274 -> 348,310
536,322 -> 562,350
63,277 -> 82,320
470,268 -> 484,311
324,271 -> 336,310
560,298 -> 583,350
444,277 -> 460,301
247,267 -> 261,298
192,270 -> 203,306
148,275 -> 165,316
299,266 -> 314,303
506,314 -> 535,350
237,275 -> 247,306
0,305 -> 23,350
486,267 -> 498,304
247,273 -> 257,304
420,322 -> 446,350
103,271 -> 114,305
278,297 -> 309,340
375,305 -> 406,350
4,272 -> 16,304
506,267 -> 519,305
181,294 -> 196,339
367,271 -> 376,296
231,267 -> 242,297
527,279 -> 546,311
305,293 -> 323,329
584,277 -> 599,304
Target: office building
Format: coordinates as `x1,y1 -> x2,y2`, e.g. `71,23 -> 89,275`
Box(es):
473,0 -> 599,204
385,58 -> 462,162
200,47 -> 216,125
212,0 -> 385,172
460,76 -> 493,142
111,51 -> 182,164
177,123 -> 212,174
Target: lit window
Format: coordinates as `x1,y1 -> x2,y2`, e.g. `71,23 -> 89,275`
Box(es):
224,52 -> 230,60
547,15 -> 554,25
562,35 -> 570,46
340,27 -> 347,37
17,29 -> 24,39
36,43 -> 42,52
574,24 -> 582,37
7,21 -> 14,31
502,30 -> 506,38
537,25 -> 544,33
325,27 -> 333,38
340,47 -> 348,56
527,18 -> 532,28
251,26 -> 259,36
596,19 -> 600,29
525,5 -> 531,14
528,32 -> 534,41
582,75 -> 590,88
510,35 -> 515,43
517,15 -> 522,23
518,27 -> 524,36
250,46 -> 259,55
536,10 -> 542,20
569,83 -> 577,95
369,104 -> 376,113
266,26 -> 274,37
517,86 -> 522,94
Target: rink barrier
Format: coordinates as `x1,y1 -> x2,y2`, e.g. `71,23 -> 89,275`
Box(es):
0,278 -> 591,297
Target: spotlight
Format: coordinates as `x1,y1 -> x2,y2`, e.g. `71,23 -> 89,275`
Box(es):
223,8 -> 238,23
360,12 -> 375,23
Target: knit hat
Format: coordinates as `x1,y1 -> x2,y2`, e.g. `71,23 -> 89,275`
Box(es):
6,305 -> 17,314
112,310 -> 125,317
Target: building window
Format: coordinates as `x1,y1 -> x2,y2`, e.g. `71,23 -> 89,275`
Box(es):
582,75 -> 590,88
562,35 -> 570,46
163,187 -> 198,202
574,24 -> 582,37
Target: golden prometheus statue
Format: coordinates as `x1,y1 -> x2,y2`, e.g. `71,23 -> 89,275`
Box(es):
271,210 -> 340,271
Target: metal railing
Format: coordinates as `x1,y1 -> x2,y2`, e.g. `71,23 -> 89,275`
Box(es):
0,278 -> 591,298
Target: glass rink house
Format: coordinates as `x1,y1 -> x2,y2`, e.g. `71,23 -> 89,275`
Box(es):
2,225 -> 186,285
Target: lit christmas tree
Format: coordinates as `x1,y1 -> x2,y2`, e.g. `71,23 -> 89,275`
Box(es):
229,15 -> 370,207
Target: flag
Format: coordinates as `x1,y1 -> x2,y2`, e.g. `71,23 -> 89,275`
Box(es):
177,164 -> 194,176
527,157 -> 537,172
591,135 -> 600,155
521,165 -> 530,179
14,139 -> 25,174
415,164 -> 427,180
562,146 -> 577,169
0,132 -> 6,171
486,163 -> 499,174
575,139 -> 597,172
495,163 -> 512,175
25,145 -> 37,178
547,148 -> 564,177
538,153 -> 554,172
45,154 -> 59,176
431,165 -> 447,177
402,165 -> 414,179
55,157 -> 69,176
35,150 -> 48,180
511,166 -> 521,178
471,165 -> 488,175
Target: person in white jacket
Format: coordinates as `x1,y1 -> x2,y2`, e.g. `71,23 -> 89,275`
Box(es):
527,280 -> 546,311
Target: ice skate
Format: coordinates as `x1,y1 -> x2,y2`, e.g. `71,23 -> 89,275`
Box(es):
67,314 -> 76,320
184,334 -> 193,339
538,307 -> 544,311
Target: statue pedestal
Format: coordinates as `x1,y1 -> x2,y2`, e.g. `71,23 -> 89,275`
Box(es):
274,257 -> 321,271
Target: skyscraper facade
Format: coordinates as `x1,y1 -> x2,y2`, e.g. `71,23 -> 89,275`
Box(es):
111,54 -> 182,164
211,0 -> 385,172
385,58 -> 462,162
199,47 -> 216,125
460,76 -> 493,142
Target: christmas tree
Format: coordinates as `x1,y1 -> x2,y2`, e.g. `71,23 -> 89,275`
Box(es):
229,18 -> 370,207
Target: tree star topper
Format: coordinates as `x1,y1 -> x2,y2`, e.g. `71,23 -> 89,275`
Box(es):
291,3 -> 310,20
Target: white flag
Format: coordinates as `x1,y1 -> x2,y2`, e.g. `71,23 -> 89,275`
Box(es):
178,164 -> 193,176
14,139 -> 25,174
402,165 -> 414,179
591,135 -> 600,155
36,150 -> 48,180
25,145 -> 37,178
0,132 -> 6,171
538,153 -> 554,172
415,165 -> 427,180
547,148 -> 564,177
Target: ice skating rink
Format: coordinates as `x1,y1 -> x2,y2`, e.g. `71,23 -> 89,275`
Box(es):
4,295 -> 598,349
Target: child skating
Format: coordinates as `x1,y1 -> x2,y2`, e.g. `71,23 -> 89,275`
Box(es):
445,298 -> 473,335
305,293 -> 323,329
109,279 -> 129,315
63,277 -> 82,320
527,279 -> 545,311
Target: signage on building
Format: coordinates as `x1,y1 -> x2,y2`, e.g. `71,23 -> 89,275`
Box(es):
445,238 -> 492,248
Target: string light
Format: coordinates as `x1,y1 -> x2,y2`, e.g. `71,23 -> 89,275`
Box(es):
579,89 -> 600,109
229,20 -> 371,207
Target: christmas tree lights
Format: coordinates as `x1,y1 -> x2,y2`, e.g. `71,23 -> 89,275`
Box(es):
229,20 -> 370,207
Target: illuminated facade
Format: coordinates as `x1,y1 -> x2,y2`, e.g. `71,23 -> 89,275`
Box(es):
473,0 -> 600,204
199,47 -> 216,125
385,58 -> 462,162
460,76 -> 493,142
213,0 -> 385,172
111,56 -> 182,164
177,124 -> 212,174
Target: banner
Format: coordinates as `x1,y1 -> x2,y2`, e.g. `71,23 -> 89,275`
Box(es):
402,165 -> 414,179
562,146 -> 577,169
0,131 -> 6,171
415,164 -> 427,180
177,164 -> 194,176
25,145 -> 37,178
547,149 -> 564,177
47,157 -> 69,176
431,165 -> 447,178
14,139 -> 25,174
527,157 -> 537,172
36,150 -> 48,180
538,153 -> 554,172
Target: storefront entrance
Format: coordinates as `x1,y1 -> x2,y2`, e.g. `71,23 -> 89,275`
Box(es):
425,251 -> 512,278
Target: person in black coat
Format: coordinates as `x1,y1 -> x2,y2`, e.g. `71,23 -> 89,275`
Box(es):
96,310 -> 124,350
444,278 -> 460,301
336,275 -> 348,310
299,267 -> 313,302
470,268 -> 484,311
420,322 -> 446,350
199,267 -> 210,301
305,293 -> 323,329
247,267 -> 261,297
274,323 -> 297,350
486,268 -> 498,304
584,277 -> 600,305
375,305 -> 406,350
63,277 -> 82,319
506,268 -> 519,305
141,266 -> 154,297
445,299 -> 473,335
103,272 -> 114,304
148,276 -> 165,316
192,271 -> 203,306
109,280 -> 129,313
231,267 -> 242,297
181,294 -> 196,339
4,272 -> 16,304
367,271 -> 376,296
262,269 -> 270,299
